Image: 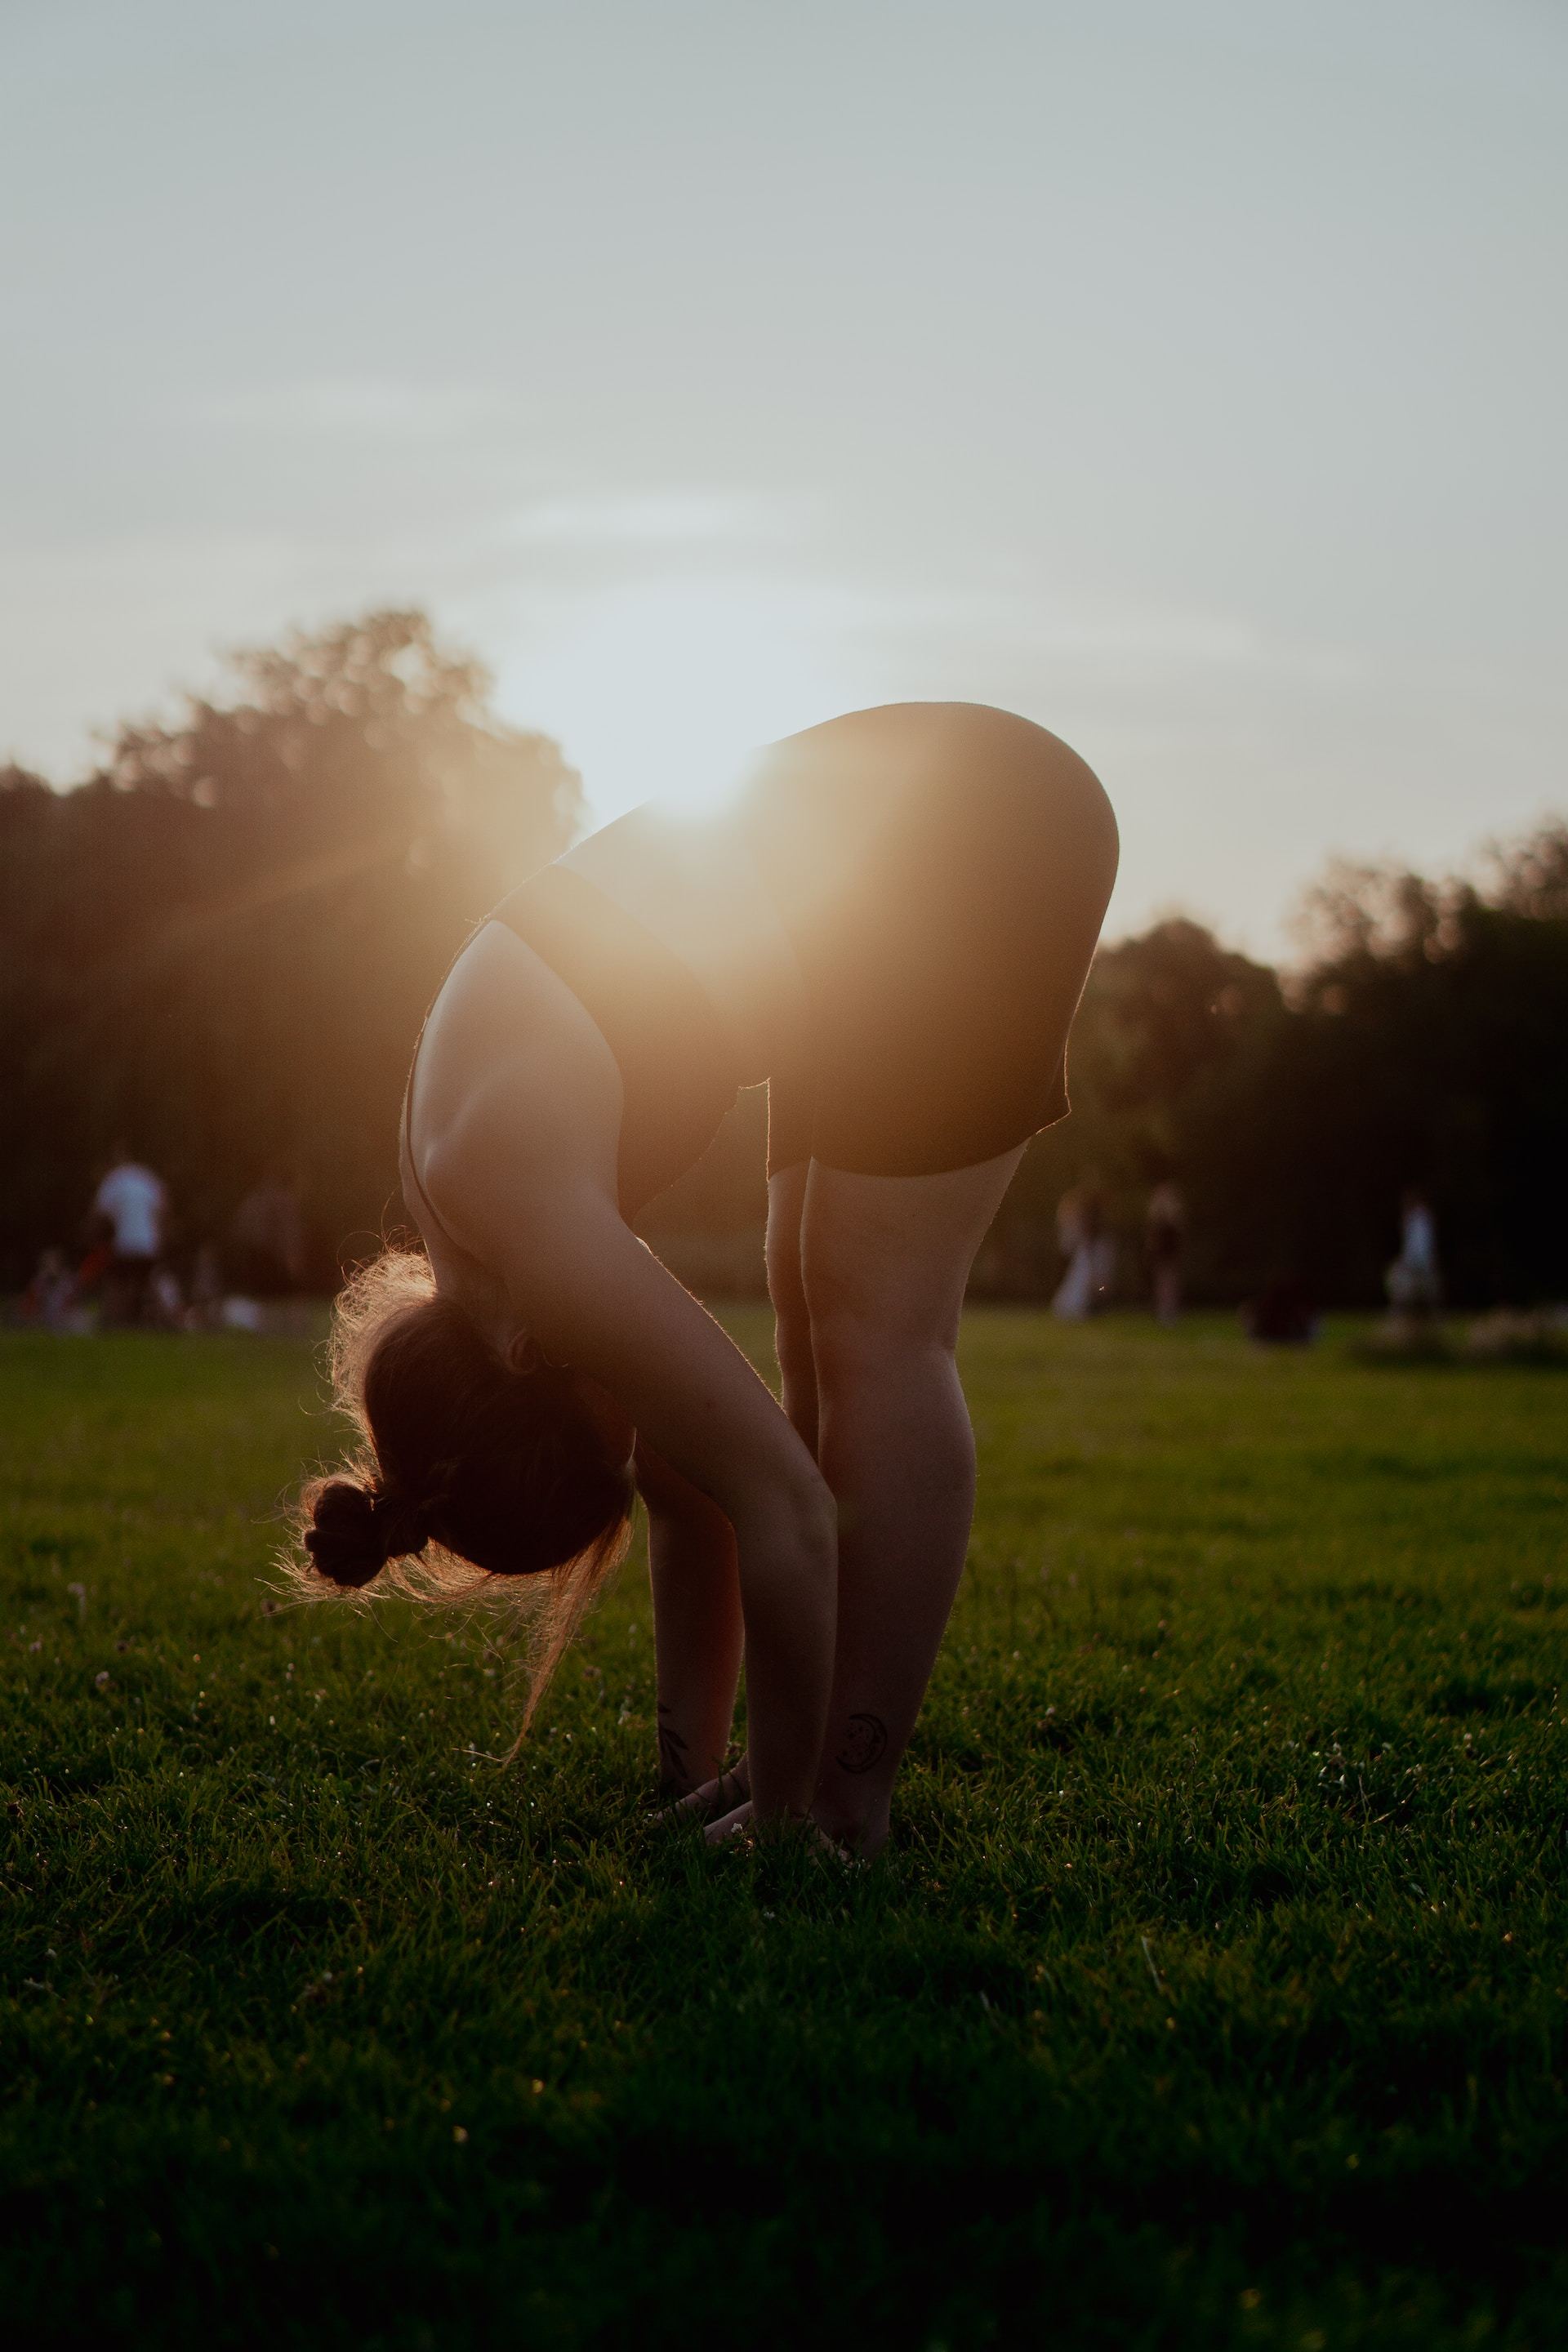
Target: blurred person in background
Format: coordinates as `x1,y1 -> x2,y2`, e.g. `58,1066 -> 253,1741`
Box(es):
229,1166 -> 307,1298
90,1146 -> 168,1326
19,1245 -> 83,1332
148,1262 -> 185,1328
1386,1187 -> 1441,1324
291,703 -> 1117,1856
1053,1182 -> 1114,1320
1146,1179 -> 1186,1324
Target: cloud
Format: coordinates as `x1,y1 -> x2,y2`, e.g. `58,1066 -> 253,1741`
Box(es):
503,488 -> 804,549
823,580 -> 1365,686
189,378 -> 523,439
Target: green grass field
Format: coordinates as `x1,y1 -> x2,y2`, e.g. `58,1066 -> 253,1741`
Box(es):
2,1313 -> 1565,2350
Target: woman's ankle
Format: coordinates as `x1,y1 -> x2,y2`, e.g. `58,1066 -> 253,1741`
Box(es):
812,1797 -> 890,1857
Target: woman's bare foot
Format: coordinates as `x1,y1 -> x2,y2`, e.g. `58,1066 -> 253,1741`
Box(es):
656,1756 -> 885,1859
810,1802 -> 890,1860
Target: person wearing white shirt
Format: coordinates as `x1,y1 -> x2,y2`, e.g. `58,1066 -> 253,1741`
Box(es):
1386,1188 -> 1441,1321
92,1148 -> 169,1325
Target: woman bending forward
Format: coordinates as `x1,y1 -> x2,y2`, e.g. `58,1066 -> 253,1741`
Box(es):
297,703 -> 1117,1854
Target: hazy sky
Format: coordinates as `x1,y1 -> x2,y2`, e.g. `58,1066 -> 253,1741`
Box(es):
2,0 -> 1563,951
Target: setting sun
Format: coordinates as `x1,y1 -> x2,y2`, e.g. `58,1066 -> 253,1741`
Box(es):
498,574 -> 849,823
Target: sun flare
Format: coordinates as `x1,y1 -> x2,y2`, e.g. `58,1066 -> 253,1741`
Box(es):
501,577 -> 847,827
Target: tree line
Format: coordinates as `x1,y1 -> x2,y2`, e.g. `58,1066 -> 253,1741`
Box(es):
2,608 -> 1563,1306
0,612 -> 581,1288
1008,830 -> 1568,1306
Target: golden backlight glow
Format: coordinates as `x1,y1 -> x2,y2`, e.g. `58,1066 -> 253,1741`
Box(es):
506,577 -> 849,826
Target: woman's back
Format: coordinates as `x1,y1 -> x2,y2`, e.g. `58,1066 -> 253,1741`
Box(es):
557,702 -> 1105,1077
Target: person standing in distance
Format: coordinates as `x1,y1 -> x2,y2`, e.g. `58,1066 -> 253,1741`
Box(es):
91,1145 -> 169,1327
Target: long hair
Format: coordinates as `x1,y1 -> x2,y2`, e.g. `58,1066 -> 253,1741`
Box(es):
287,1248 -> 634,1740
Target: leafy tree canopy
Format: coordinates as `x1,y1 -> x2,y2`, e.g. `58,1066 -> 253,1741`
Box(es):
1,612 -> 582,1275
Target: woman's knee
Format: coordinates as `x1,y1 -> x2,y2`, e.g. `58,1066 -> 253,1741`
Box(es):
799,1158 -> 1017,1357
807,1292 -> 958,1399
801,1225 -> 964,1373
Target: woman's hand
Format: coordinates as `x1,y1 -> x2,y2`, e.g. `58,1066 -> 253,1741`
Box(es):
722,1482 -> 837,1820
639,1441 -> 746,1805
702,1799 -> 855,1861
657,1754 -> 749,1825
494,1187 -> 838,1824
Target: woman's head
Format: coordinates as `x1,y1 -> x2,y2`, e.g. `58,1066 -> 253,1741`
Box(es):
292,1250 -> 634,1718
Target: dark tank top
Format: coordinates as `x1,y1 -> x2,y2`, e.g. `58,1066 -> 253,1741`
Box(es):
491,864 -> 742,1218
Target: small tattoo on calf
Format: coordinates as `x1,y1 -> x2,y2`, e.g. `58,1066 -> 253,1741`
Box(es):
836,1713 -> 888,1775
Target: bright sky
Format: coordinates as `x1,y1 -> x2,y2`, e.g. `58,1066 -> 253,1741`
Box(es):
2,0 -> 1563,952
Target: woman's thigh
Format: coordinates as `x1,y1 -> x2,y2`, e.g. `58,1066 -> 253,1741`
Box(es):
801,1146 -> 1025,1361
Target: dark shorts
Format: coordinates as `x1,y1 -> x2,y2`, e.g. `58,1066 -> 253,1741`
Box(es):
492,710 -> 1118,1216
757,711 -> 1118,1179
105,1252 -> 158,1325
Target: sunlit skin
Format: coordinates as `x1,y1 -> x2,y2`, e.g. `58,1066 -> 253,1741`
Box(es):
403,914 -> 834,1835
402,706 -> 1115,1851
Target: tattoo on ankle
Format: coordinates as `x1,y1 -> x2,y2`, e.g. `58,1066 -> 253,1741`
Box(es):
836,1713 -> 888,1775
657,1703 -> 690,1790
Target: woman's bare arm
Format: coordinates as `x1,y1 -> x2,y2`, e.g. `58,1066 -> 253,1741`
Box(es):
413,928 -> 836,1820
498,1195 -> 837,1822
635,1441 -> 744,1798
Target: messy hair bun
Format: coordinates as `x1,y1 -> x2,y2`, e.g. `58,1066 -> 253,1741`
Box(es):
287,1250 -> 634,1741
304,1479 -> 432,1588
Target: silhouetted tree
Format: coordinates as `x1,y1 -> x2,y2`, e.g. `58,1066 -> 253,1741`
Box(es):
1272,826 -> 1568,1302
0,612 -> 582,1280
999,920 -> 1286,1298
1004,827 -> 1568,1306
